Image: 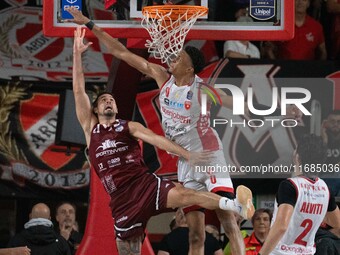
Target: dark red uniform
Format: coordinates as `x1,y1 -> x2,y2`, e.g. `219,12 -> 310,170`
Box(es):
88,119 -> 174,240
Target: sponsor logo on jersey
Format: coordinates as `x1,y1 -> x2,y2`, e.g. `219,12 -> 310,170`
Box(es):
116,216 -> 128,223
98,163 -> 107,172
186,91 -> 193,100
164,98 -> 184,109
107,157 -> 121,168
96,140 -> 125,151
184,101 -> 191,110
115,125 -> 123,132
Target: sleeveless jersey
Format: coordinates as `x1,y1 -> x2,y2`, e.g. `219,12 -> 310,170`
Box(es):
88,120 -> 148,195
159,75 -> 222,152
271,176 -> 330,255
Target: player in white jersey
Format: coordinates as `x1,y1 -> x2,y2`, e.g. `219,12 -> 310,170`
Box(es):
258,134 -> 340,255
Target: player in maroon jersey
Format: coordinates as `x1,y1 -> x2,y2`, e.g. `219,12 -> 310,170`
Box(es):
72,26 -> 254,255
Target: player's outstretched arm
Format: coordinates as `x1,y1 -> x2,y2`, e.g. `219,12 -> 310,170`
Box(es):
128,121 -> 190,160
72,26 -> 95,145
258,204 -> 293,255
65,6 -> 169,86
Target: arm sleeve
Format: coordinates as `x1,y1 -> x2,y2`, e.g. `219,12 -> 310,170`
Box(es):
276,179 -> 297,206
328,191 -> 337,212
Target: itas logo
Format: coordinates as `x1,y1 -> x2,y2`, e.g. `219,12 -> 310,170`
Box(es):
96,140 -> 125,151
164,98 -> 184,109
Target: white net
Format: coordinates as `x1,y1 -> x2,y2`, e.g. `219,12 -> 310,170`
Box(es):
141,6 -> 207,65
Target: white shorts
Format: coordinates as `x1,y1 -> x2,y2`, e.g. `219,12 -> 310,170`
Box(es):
177,150 -> 234,194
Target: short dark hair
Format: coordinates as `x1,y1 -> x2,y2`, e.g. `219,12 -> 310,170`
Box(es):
251,208 -> 272,225
296,134 -> 327,169
327,109 -> 340,117
184,46 -> 205,74
55,201 -> 77,215
92,91 -> 115,108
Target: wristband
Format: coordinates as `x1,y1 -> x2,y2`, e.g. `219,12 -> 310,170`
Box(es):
85,20 -> 95,30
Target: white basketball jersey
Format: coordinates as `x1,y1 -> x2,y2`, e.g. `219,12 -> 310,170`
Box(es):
159,75 -> 222,152
271,177 -> 330,255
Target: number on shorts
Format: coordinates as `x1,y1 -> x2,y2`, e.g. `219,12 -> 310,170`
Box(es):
294,219 -> 313,246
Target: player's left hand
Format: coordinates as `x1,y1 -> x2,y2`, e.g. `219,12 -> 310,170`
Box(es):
64,6 -> 90,25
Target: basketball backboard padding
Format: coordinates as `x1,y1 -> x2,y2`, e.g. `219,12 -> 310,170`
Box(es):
43,0 -> 294,41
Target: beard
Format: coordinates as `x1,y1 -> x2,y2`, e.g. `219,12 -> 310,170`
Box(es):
104,110 -> 115,117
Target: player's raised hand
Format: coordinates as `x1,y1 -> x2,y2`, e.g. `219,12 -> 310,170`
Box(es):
73,26 -> 93,54
64,6 -> 90,25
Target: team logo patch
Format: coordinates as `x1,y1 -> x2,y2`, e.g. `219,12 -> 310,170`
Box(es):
115,125 -> 123,132
184,101 -> 191,110
187,91 -> 193,100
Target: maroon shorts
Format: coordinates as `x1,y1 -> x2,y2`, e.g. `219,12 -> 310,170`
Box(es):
109,173 -> 175,240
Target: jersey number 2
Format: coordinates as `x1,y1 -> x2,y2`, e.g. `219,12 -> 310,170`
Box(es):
294,219 -> 313,246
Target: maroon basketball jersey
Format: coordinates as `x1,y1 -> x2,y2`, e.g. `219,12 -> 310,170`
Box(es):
88,119 -> 149,195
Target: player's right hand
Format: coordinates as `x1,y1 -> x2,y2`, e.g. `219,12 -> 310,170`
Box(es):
188,151 -> 214,166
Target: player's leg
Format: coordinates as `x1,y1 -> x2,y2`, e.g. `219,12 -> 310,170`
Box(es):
116,235 -> 142,255
216,205 -> 246,255
186,210 -> 205,255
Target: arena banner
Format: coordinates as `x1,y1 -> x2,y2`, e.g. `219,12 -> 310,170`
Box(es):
0,1 -> 113,81
135,59 -> 340,180
0,80 -> 96,191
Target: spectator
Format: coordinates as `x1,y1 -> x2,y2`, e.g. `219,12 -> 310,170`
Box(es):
223,16 -> 260,59
0,247 -> 31,255
262,0 -> 327,60
321,110 -> 340,197
315,223 -> 340,255
8,203 -> 70,255
244,208 -> 272,255
158,209 -> 223,255
326,0 -> 340,60
55,202 -> 83,255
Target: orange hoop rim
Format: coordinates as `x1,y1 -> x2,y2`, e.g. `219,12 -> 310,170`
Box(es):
142,5 -> 208,20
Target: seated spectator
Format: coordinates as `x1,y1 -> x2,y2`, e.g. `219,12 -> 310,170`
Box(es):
262,0 -> 327,60
8,203 -> 70,255
0,247 -> 31,255
223,16 -> 260,59
55,202 -> 83,255
320,110 -> 340,197
315,223 -> 340,255
158,209 -> 223,255
244,208 -> 272,255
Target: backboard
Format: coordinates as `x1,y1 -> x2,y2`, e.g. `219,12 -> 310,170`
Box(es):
43,0 -> 294,41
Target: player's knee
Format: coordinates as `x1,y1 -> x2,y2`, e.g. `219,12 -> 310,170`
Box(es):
188,230 -> 205,246
176,187 -> 196,205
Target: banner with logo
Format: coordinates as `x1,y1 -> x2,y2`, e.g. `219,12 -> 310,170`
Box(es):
135,59 -> 340,182
0,80 -> 107,199
0,0 -> 114,82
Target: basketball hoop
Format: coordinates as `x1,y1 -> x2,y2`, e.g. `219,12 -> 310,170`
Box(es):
141,5 -> 208,64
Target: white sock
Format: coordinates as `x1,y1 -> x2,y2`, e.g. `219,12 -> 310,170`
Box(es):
219,197 -> 238,211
